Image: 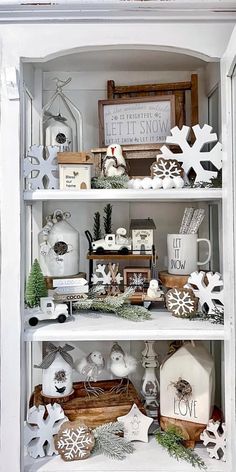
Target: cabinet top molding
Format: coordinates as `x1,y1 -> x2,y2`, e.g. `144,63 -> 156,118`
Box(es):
0,2 -> 236,23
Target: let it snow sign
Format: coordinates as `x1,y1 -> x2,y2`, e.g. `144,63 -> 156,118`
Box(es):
98,96 -> 175,146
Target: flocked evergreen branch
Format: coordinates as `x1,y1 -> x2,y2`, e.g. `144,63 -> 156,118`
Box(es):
189,306 -> 224,325
103,203 -> 113,234
156,427 -> 206,470
74,287 -> 151,321
92,175 -> 129,189
93,422 -> 134,460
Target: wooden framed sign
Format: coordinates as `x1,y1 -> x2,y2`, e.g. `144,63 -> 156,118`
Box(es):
98,96 -> 175,147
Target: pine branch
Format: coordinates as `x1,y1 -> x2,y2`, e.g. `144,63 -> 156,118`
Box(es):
103,204 -> 113,234
156,427 -> 206,470
189,307 -> 224,325
92,175 -> 129,189
93,422 -> 134,460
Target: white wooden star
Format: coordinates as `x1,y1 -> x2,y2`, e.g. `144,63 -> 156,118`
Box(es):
117,403 -> 153,442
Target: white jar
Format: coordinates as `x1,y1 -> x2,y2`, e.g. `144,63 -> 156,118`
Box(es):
39,209 -> 79,277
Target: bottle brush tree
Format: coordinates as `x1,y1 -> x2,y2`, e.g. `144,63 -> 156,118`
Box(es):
93,211 -> 102,241
25,258 -> 48,307
103,204 -> 112,235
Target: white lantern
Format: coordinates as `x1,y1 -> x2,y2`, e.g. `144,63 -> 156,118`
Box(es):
141,341 -> 160,419
160,342 -> 215,425
35,343 -> 74,400
38,209 -> 79,277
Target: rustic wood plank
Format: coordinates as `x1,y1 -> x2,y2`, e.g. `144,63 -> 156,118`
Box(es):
191,73 -> 199,126
111,82 -> 192,95
87,253 -> 152,260
30,379 -> 145,428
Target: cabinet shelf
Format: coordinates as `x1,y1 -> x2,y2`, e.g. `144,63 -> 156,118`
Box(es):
23,188 -> 222,203
24,437 -> 226,472
24,309 -> 225,342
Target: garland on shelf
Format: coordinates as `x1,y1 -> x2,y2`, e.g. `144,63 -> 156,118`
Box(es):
189,307 -> 224,325
156,427 -> 206,470
74,287 -> 151,322
186,170 -> 222,189
91,175 -> 129,189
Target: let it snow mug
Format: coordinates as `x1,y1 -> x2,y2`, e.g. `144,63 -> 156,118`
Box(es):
167,234 -> 211,275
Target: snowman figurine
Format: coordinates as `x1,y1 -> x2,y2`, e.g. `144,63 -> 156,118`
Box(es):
102,144 -> 128,177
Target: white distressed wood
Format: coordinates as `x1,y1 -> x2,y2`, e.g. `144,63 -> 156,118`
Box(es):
24,309 -> 226,342
185,271 -> 224,313
200,420 -> 226,461
23,188 -> 223,202
24,403 -> 68,458
24,145 -> 59,190
24,437 -> 228,472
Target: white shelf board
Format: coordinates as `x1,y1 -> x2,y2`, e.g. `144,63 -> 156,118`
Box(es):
23,188 -> 222,203
24,309 -> 225,342
24,438 -> 227,472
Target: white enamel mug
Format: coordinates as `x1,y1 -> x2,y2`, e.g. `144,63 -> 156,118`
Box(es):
167,234 -> 211,275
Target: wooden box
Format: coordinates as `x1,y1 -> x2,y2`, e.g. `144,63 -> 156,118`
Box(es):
30,379 -> 145,428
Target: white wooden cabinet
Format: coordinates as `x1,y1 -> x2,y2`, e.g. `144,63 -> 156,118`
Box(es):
0,3 -> 236,471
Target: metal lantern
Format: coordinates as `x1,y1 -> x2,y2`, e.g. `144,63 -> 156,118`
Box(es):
38,209 -> 79,277
42,77 -> 83,152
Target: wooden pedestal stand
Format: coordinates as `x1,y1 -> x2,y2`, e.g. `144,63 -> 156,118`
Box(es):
160,415 -> 206,448
159,271 -> 190,289
30,379 -> 145,429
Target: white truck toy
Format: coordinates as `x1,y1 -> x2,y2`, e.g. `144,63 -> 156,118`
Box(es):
92,229 -> 131,254
27,297 -> 69,326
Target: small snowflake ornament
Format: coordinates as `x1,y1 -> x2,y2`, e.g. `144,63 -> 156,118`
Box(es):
185,271 -> 224,314
200,420 -> 226,461
24,145 -> 59,189
150,157 -> 184,189
55,421 -> 95,461
117,403 -> 153,442
24,403 -> 68,458
165,288 -> 198,317
160,124 -> 222,184
130,272 -> 145,291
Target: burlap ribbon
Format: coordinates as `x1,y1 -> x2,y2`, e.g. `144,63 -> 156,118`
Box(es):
34,343 -> 74,369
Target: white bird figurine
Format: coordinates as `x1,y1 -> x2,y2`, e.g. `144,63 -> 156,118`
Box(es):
109,342 -> 137,394
102,144 -> 128,177
76,351 -> 105,397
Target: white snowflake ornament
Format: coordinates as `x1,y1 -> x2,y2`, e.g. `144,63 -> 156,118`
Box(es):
24,145 -> 59,189
55,421 -> 95,461
117,404 -> 153,442
200,420 -> 226,461
185,271 -> 224,314
24,403 -> 68,458
160,124 -> 222,184
166,288 -> 198,317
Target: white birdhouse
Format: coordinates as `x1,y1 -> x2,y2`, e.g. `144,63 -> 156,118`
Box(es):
45,119 -> 72,152
38,209 -> 79,277
160,342 -> 215,425
130,218 -> 156,254
35,343 -> 75,400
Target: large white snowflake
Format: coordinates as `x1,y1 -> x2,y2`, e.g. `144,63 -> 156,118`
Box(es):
92,263 -> 123,285
24,145 -> 59,189
55,423 -> 95,461
160,124 -> 222,183
24,403 -> 68,458
200,420 -> 226,461
166,288 -> 197,317
185,271 -> 224,314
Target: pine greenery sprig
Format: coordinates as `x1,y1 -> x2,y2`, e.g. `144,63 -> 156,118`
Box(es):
156,427 -> 206,470
189,307 -> 224,325
104,203 -> 113,234
25,259 -> 47,307
93,211 -> 102,241
93,422 -> 134,460
91,175 -> 129,189
74,287 -> 151,322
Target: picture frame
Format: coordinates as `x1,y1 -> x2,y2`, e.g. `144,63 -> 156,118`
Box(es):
98,96 -> 175,147
123,267 -> 151,293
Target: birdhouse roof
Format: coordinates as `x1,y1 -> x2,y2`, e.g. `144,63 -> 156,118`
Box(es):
130,218 -> 156,230
161,342 -> 214,375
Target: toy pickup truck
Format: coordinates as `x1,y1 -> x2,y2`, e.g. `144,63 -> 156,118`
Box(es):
92,233 -> 132,254
27,297 -> 69,326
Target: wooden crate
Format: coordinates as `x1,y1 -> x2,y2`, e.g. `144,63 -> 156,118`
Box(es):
30,379 -> 145,428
